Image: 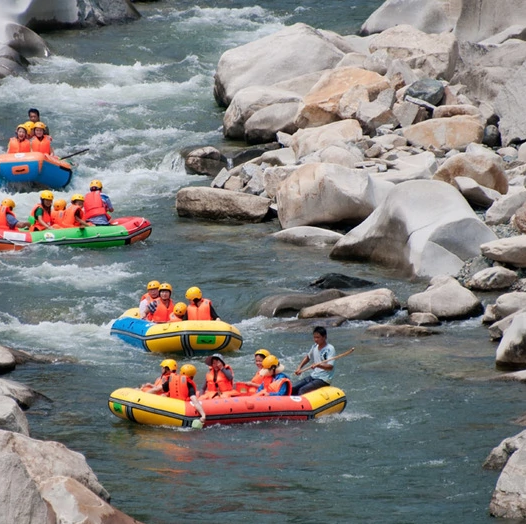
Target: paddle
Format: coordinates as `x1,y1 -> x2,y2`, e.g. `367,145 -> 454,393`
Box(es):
297,347 -> 355,374
59,148 -> 90,161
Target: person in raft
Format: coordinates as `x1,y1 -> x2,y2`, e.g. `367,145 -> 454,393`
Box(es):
83,179 -> 113,226
170,302 -> 188,322
185,286 -> 220,321
156,364 -> 206,424
30,122 -> 54,155
0,199 -> 30,230
146,282 -> 174,323
61,194 -> 91,229
240,349 -> 271,394
51,199 -> 67,227
139,280 -> 160,319
7,124 -> 31,154
200,353 -> 238,400
29,190 -> 55,231
28,108 -> 50,136
140,359 -> 177,392
256,355 -> 292,396
291,326 -> 335,396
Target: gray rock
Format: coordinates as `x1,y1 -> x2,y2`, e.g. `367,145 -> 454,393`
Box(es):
365,324 -> 440,337
309,273 -> 375,289
183,146 -> 227,176
257,290 -> 347,317
0,396 -> 29,435
271,227 -> 343,247
405,79 -> 445,105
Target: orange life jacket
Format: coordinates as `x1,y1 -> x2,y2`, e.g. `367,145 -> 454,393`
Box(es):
167,374 -> 198,400
187,298 -> 213,321
251,371 -> 265,386
62,204 -> 84,227
267,376 -> 292,395
29,203 -> 52,231
169,313 -> 184,322
84,191 -> 109,220
51,209 -> 65,227
203,365 -> 234,394
0,205 -> 16,229
7,137 -> 31,154
30,136 -> 52,154
148,298 -> 174,323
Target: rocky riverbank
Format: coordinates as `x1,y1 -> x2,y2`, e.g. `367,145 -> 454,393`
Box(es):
176,0 -> 526,518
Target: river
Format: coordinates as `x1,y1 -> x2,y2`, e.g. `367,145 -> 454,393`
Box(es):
0,1 -> 523,523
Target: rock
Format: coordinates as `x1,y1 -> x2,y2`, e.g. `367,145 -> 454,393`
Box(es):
211,168 -> 232,189
275,163 -> 394,229
295,67 -> 390,128
392,100 -> 427,127
374,151 -> 437,184
481,237 -> 526,268
176,187 -> 271,223
407,275 -> 482,319
433,145 -> 508,194
488,310 -> 524,341
484,429 -> 526,471
366,324 -> 440,337
369,24 -> 459,81
309,273 -> 375,289
485,189 -> 526,226
360,0 -> 462,36
408,312 -> 441,326
261,165 -> 298,200
214,23 -> 346,107
257,290 -> 347,317
245,102 -> 300,144
298,288 -> 399,320
496,312 -> 526,368
482,125 -> 502,148
405,79 -> 445,105
331,179 -> 497,278
271,227 -> 344,247
453,177 -> 501,208
494,293 -> 526,319
512,201 -> 526,233
403,115 -> 484,151
183,146 -> 227,176
355,100 -> 399,136
433,104 -> 482,120
0,396 -> 29,435
0,378 -> 49,410
0,346 -> 16,374
467,267 -> 518,291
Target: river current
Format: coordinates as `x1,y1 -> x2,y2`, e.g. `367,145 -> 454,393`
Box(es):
0,2 -> 523,523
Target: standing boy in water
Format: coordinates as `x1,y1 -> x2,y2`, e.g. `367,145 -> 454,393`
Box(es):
291,326 -> 335,395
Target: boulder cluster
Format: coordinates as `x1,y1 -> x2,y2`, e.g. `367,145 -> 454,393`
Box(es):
177,1 -> 526,517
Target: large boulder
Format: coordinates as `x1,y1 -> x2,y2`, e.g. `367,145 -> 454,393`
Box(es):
330,179 -> 498,278
257,290 -> 347,317
369,24 -> 459,80
360,0 -> 462,36
496,312 -> 526,369
276,163 -> 394,229
214,23 -> 347,107
0,396 -> 29,435
481,237 -> 526,268
176,187 -> 271,223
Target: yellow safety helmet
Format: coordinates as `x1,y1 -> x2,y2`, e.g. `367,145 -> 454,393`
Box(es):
262,355 -> 280,369
173,302 -> 187,316
254,349 -> 271,359
159,282 -> 172,293
180,364 -> 197,378
53,199 -> 67,211
71,194 -> 85,203
40,190 -> 54,201
1,198 -> 15,209
16,124 -> 28,133
90,179 -> 103,190
147,280 -> 160,290
23,121 -> 35,133
160,359 -> 177,371
185,286 -> 202,301
33,121 -> 47,130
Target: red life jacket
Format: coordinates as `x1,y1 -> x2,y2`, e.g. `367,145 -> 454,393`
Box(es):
0,205 -> 16,229
7,137 -> 31,154
168,374 -> 198,400
62,204 -> 84,227
29,203 -> 52,231
204,365 -> 234,393
267,376 -> 292,395
30,136 -> 52,154
187,298 -> 213,321
148,298 -> 174,323
51,209 -> 65,227
84,191 -> 109,220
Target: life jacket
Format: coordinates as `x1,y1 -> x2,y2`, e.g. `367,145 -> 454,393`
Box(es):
187,298 -> 213,321
84,191 -> 109,220
148,298 -> 174,323
201,365 -> 235,399
62,204 -> 85,227
29,203 -> 52,231
7,137 -> 31,154
169,313 -> 184,322
267,375 -> 292,395
167,374 -> 198,400
0,205 -> 16,229
250,371 -> 265,386
140,370 -> 171,393
30,136 -> 52,154
51,209 -> 65,227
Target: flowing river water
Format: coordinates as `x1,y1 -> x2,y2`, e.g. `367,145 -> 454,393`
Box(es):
0,2 -> 524,522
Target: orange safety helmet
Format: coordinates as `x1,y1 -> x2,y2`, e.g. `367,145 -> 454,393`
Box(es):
53,199 -> 67,211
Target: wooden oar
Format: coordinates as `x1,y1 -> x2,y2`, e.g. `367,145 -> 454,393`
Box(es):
59,148 -> 90,161
297,347 -> 355,374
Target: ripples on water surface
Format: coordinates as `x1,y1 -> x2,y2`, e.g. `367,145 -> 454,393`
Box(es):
0,1 -> 524,522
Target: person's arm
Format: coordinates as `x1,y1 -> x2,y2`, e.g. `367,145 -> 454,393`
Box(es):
76,209 -> 90,228
294,355 -> 310,376
209,303 -> 220,321
189,395 -> 206,423
221,367 -> 233,382
102,195 -> 114,213
139,299 -> 149,319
